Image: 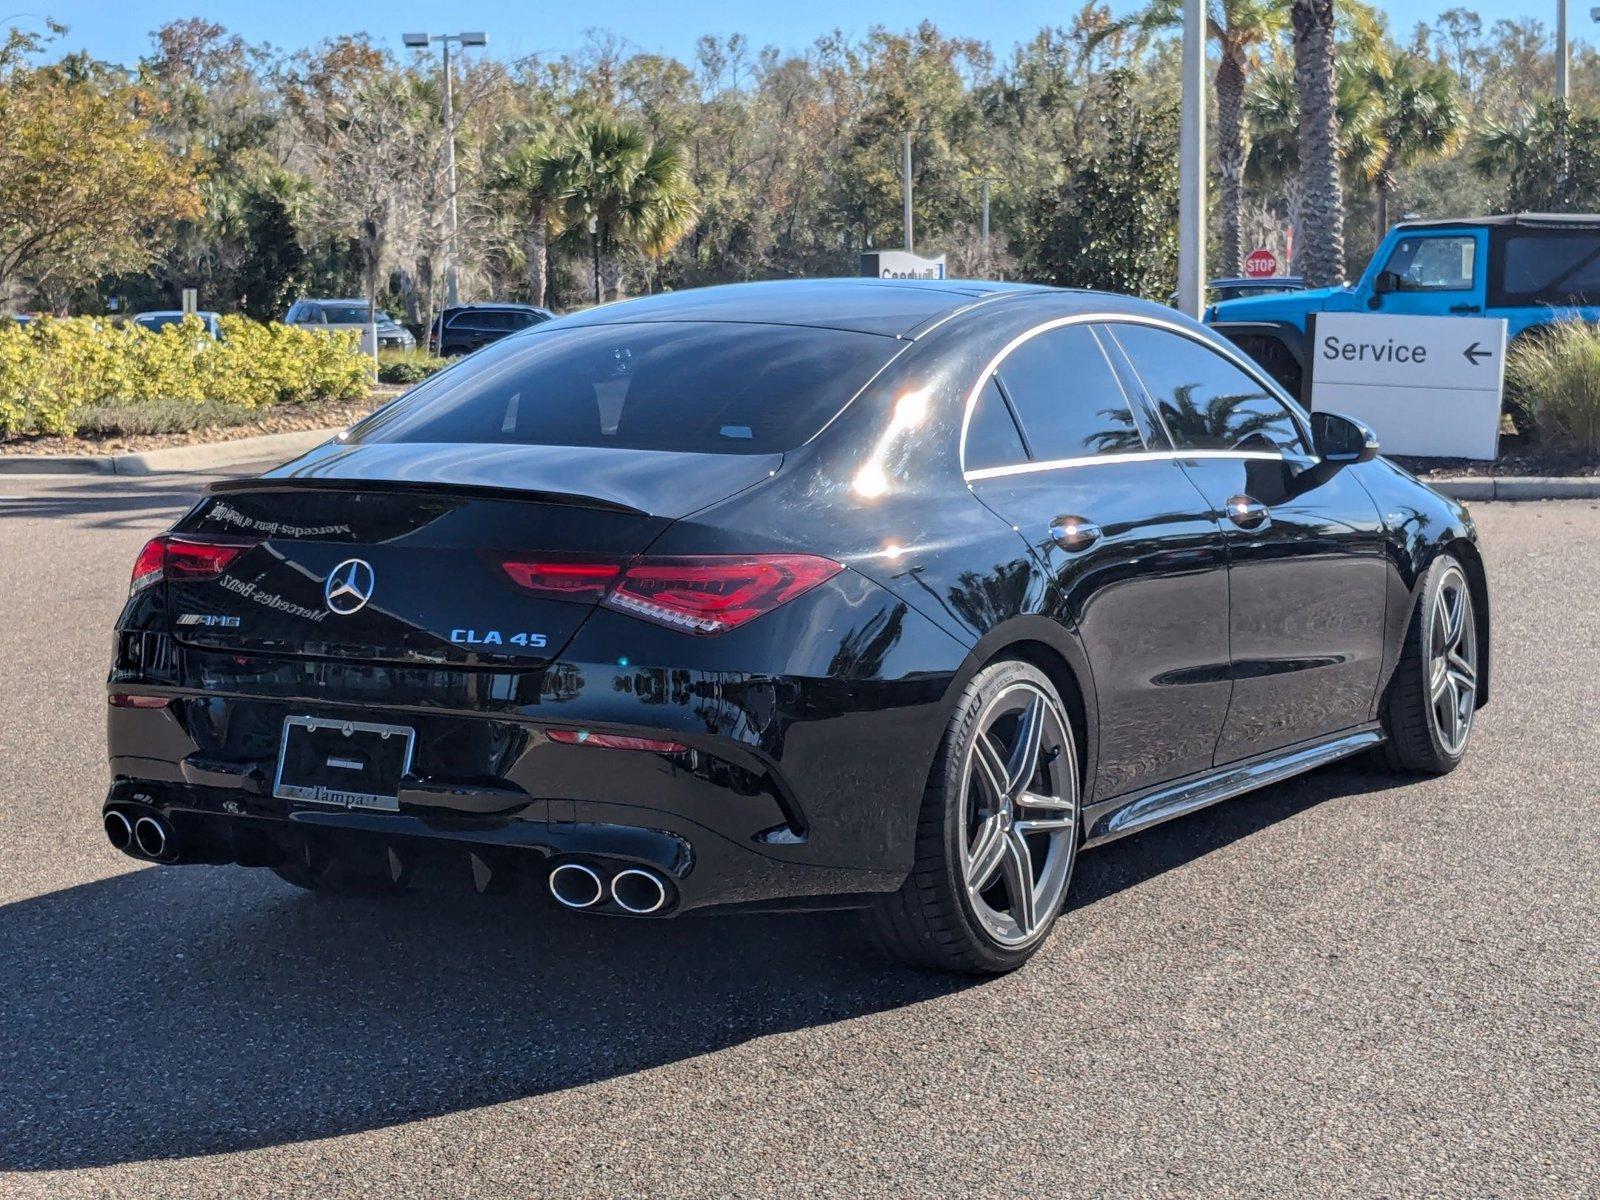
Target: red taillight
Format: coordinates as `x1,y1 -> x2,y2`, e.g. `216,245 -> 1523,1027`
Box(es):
547,729 -> 687,753
498,558 -> 622,600
130,535 -> 255,593
108,693 -> 171,708
496,552 -> 843,635
608,555 -> 842,634
130,538 -> 167,592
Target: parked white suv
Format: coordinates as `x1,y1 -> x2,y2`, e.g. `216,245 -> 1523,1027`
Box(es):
284,300 -> 415,354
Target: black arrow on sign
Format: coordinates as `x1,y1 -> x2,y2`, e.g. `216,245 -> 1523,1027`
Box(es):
1463,341 -> 1493,366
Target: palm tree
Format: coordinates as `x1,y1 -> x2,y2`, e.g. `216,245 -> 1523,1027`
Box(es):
1247,59 -> 1382,269
536,118 -> 698,305
1291,0 -> 1345,287
1365,53 -> 1465,237
1127,0 -> 1289,275
490,134 -> 566,309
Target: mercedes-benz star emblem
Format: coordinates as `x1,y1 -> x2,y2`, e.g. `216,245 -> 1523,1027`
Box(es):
324,558 -> 375,616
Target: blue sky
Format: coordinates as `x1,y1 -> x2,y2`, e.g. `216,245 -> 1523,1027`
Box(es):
20,0 -> 1573,67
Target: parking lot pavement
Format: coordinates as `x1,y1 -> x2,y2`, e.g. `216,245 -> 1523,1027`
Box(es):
0,472 -> 1595,1199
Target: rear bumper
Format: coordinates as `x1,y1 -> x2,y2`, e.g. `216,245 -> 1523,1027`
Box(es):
102,776 -> 896,916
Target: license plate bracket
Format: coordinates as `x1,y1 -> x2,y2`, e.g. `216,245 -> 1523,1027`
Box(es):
273,716 -> 416,812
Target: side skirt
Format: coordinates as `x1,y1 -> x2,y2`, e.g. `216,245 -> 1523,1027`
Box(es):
1080,724 -> 1384,848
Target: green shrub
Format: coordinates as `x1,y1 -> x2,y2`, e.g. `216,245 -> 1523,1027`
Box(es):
377,349 -> 448,385
1505,321 -> 1600,456
0,314 -> 370,438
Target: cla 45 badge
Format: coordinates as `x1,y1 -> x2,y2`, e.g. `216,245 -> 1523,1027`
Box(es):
450,629 -> 548,648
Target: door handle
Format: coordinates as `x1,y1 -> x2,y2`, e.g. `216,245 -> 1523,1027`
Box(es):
1225,495 -> 1271,531
1448,304 -> 1481,314
1049,516 -> 1101,552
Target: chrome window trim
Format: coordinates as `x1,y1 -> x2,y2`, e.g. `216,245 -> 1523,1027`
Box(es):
965,448 -> 1284,483
957,310 -> 1313,476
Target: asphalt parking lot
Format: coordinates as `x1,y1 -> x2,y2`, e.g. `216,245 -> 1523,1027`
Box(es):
0,472 -> 1595,1199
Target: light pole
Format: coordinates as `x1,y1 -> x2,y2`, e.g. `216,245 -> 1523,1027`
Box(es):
902,131 -> 914,253
1558,0 -> 1569,99
1176,0 -> 1207,318
402,30 -> 487,310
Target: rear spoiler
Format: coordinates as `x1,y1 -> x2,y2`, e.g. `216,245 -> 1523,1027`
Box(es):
205,475 -> 649,517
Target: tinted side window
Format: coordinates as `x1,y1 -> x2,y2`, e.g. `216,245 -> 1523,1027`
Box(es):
1499,233 -> 1600,304
964,377 -> 1028,470
995,325 -> 1145,460
1112,324 -> 1308,455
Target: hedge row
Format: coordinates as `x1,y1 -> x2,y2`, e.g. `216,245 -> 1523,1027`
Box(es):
0,315 -> 371,438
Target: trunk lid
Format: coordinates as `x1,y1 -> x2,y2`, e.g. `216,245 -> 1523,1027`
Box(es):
166,442 -> 780,666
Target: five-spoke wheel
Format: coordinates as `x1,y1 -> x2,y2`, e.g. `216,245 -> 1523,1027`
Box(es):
870,659 -> 1081,974
1427,565 -> 1479,757
1382,553 -> 1481,775
960,682 -> 1078,947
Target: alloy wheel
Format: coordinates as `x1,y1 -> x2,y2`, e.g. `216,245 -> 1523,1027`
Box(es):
1428,567 -> 1478,757
958,682 -> 1078,947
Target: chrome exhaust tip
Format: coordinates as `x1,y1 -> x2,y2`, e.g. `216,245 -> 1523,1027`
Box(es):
132,815 -> 169,860
611,868 -> 668,915
547,862 -> 604,910
103,810 -> 133,852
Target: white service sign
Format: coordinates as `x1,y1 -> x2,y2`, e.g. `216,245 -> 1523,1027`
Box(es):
1307,312 -> 1508,460
860,250 -> 947,280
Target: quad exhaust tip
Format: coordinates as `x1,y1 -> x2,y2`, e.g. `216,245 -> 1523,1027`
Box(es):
103,810 -> 133,852
132,815 -> 169,860
611,868 -> 668,915
547,862 -> 604,910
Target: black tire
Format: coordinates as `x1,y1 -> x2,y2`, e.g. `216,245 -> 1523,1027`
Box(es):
1378,553 -> 1479,775
867,659 -> 1080,975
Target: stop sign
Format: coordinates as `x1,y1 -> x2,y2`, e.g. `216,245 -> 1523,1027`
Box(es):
1243,248 -> 1279,278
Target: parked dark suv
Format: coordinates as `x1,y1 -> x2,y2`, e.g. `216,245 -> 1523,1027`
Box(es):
429,303 -> 554,356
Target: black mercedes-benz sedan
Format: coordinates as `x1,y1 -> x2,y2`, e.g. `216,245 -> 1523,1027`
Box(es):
104,279 -> 1489,973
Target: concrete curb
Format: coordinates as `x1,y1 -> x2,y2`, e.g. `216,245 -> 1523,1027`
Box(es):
0,428 -> 337,476
1431,476 -> 1600,501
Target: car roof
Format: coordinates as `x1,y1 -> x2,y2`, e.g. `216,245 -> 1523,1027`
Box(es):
135,310 -> 220,318
556,278 -> 1070,339
1395,212 -> 1600,231
446,302 -> 548,311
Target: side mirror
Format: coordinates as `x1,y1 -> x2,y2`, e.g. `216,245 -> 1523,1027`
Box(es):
1368,271 -> 1400,309
1311,411 -> 1379,464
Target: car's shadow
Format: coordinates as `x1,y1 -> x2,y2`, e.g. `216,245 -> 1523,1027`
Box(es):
0,473 -> 255,530
0,760 -> 1398,1170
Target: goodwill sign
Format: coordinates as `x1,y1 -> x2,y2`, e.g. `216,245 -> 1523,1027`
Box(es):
1306,312 -> 1508,460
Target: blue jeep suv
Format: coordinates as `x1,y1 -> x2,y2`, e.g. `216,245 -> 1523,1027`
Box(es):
1206,213 -> 1600,401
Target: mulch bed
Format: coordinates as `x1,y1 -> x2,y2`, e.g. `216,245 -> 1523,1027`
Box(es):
1394,436 -> 1600,479
0,390 -> 405,457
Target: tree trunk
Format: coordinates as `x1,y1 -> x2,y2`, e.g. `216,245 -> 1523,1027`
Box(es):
1215,49 -> 1248,277
1375,182 -> 1390,243
419,255 -> 435,355
523,217 -> 548,308
1287,177 -> 1306,273
398,268 -> 419,325
1292,0 -> 1346,287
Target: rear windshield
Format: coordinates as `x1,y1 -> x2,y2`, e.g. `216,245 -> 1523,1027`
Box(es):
347,321 -> 902,454
320,304 -> 395,324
